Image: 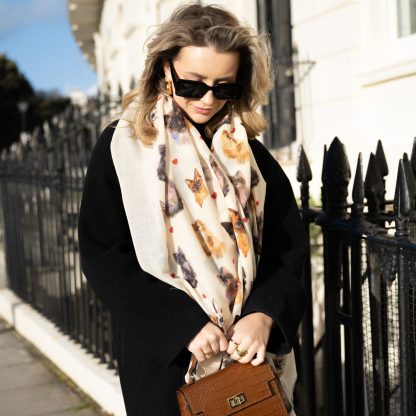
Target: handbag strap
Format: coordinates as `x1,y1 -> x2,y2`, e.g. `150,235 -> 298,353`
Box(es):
187,354 -> 199,384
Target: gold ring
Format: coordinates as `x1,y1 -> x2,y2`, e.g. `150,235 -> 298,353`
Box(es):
236,347 -> 248,357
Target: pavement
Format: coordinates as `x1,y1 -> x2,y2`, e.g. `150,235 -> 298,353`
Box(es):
0,319 -> 106,416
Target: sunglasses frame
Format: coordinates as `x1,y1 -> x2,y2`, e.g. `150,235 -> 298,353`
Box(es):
169,59 -> 242,100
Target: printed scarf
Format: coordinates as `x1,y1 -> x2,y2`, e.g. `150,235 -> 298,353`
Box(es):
110,95 -> 296,411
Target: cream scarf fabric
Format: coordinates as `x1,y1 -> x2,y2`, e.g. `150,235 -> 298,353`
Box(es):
110,95 -> 296,412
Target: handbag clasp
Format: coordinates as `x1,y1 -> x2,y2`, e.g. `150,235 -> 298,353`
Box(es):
228,393 -> 246,408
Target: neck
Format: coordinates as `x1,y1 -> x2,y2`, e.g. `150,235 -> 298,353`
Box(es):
184,114 -> 211,143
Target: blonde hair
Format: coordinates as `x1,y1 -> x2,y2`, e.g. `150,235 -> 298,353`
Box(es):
122,3 -> 274,145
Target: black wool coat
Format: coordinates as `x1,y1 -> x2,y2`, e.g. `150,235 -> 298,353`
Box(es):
77,121 -> 308,416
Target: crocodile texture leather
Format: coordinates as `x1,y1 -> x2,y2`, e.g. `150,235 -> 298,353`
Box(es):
176,361 -> 288,416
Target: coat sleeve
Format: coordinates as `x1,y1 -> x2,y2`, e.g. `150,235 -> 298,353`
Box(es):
77,123 -> 210,369
241,139 -> 308,354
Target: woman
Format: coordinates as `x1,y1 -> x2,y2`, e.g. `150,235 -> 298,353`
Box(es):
78,4 -> 307,415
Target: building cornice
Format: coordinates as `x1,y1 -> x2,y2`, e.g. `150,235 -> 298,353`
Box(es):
67,0 -> 103,69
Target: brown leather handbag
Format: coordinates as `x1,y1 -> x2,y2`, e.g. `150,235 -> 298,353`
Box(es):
176,360 -> 289,416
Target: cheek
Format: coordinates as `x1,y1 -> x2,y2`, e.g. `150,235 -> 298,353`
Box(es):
172,95 -> 189,112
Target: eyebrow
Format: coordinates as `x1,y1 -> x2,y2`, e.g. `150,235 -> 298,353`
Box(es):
183,71 -> 235,82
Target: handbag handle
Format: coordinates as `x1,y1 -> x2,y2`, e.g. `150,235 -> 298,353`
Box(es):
187,351 -> 229,384
187,354 -> 199,384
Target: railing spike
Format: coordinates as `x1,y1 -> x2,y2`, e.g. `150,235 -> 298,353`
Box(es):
410,137 -> 416,178
402,153 -> 416,231
320,136 -> 351,219
403,152 -> 416,192
321,144 -> 327,209
297,145 -> 312,209
297,145 -> 313,183
324,137 -> 351,183
365,153 -> 384,220
352,153 -> 364,218
375,140 -> 389,176
394,159 -> 411,237
321,144 -> 327,183
375,140 -> 388,210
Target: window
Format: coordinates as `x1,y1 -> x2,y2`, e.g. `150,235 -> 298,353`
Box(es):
397,0 -> 416,37
257,0 -> 296,149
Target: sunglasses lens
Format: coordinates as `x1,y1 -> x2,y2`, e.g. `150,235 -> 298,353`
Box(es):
214,84 -> 242,100
174,78 -> 242,100
175,81 -> 207,98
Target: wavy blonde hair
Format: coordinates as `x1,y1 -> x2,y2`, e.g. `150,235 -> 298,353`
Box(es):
122,3 -> 273,145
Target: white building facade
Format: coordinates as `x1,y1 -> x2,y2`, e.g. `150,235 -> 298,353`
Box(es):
68,0 -> 416,198
291,0 -> 416,198
69,0 -> 258,95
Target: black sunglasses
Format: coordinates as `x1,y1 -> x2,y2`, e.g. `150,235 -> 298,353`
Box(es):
169,60 -> 242,100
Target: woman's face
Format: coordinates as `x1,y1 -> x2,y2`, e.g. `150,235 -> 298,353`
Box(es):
163,46 -> 240,124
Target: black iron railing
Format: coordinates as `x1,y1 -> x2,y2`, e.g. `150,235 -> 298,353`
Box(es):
0,99 -> 118,370
297,137 -> 416,416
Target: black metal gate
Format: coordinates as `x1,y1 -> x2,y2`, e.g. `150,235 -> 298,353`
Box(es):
0,101 -> 117,370
297,137 -> 416,415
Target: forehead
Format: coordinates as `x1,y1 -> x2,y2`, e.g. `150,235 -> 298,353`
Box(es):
174,46 -> 240,78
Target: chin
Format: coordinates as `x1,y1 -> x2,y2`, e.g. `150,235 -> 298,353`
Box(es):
189,113 -> 213,123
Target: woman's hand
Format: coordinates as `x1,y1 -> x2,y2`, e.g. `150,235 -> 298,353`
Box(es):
226,312 -> 273,366
186,322 -> 229,362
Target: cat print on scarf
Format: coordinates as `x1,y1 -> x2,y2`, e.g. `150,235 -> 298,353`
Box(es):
250,166 -> 260,188
192,219 -> 226,258
185,169 -> 209,207
209,155 -> 230,196
173,246 -> 198,288
229,170 -> 250,207
157,144 -> 184,217
228,208 -> 250,257
220,130 -> 250,163
217,266 -> 242,312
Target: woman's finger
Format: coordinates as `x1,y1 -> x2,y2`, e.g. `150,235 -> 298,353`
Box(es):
250,346 -> 266,366
230,342 -> 256,363
208,345 -> 218,355
211,338 -> 224,355
202,348 -> 214,358
219,335 -> 229,352
226,337 -> 240,355
210,329 -> 228,355
194,348 -> 206,362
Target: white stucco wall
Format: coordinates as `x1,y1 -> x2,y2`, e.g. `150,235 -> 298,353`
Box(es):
291,0 -> 416,201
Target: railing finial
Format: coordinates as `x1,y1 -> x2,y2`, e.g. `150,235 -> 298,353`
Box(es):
394,159 -> 411,237
321,137 -> 351,219
410,137 -> 416,178
297,145 -> 312,209
352,153 -> 364,218
375,140 -> 388,210
375,140 -> 389,176
364,153 -> 384,220
321,144 -> 327,210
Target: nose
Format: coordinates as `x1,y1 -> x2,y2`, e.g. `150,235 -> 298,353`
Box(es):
200,90 -> 215,106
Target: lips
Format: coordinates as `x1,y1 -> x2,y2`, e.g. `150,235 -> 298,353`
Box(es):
193,105 -> 212,115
